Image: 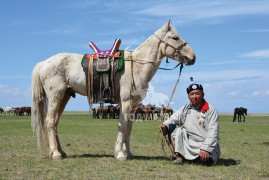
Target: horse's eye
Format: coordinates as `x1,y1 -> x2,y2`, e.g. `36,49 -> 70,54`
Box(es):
172,37 -> 179,41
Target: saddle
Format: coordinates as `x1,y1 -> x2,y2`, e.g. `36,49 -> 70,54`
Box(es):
82,38 -> 124,104
89,38 -> 121,59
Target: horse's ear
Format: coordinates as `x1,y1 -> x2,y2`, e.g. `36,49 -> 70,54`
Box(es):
168,19 -> 172,26
160,20 -> 172,32
165,20 -> 172,31
156,20 -> 172,36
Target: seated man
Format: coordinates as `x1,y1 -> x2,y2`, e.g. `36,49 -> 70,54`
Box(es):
160,83 -> 220,165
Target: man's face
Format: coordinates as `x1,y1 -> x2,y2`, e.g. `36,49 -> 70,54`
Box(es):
188,89 -> 204,107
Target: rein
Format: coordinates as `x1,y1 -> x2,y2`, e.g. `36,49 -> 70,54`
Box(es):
158,62 -> 181,70
124,58 -> 182,70
158,63 -> 184,160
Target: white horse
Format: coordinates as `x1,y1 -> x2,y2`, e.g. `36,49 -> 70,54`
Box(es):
4,107 -> 15,116
31,20 -> 196,160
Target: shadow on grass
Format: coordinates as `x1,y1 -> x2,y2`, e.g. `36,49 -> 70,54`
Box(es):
68,154 -> 166,161
68,154 -> 114,158
216,158 -> 240,166
68,154 -> 240,166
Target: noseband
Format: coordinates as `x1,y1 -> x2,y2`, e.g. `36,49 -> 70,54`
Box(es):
154,33 -> 188,59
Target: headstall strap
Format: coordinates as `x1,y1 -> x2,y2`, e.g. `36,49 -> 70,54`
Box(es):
154,33 -> 187,59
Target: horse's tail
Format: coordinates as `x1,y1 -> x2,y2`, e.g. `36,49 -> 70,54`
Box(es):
31,62 -> 48,154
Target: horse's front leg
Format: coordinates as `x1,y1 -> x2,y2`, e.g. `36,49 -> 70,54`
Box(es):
115,102 -> 134,160
124,110 -> 135,158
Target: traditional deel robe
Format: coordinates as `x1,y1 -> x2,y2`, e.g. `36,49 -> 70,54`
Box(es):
163,101 -> 221,164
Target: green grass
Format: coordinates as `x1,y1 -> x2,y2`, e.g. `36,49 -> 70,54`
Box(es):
0,113 -> 269,179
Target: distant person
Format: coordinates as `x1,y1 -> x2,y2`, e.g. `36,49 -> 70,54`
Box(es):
160,82 -> 220,165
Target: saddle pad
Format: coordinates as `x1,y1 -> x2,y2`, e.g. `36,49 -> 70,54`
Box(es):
95,58 -> 110,72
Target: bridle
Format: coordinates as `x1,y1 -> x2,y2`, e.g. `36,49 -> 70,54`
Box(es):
153,33 -> 188,60
125,32 -> 189,65
127,31 -> 188,92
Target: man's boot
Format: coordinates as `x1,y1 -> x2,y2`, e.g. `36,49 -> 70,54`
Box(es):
173,153 -> 184,164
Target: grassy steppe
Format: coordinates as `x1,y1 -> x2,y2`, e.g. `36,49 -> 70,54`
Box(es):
0,112 -> 268,179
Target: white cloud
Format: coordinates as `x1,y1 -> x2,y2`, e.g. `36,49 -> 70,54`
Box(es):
0,75 -> 29,80
0,84 -> 31,107
242,29 -> 269,33
134,0 -> 269,23
0,84 -> 20,96
251,91 -> 260,96
62,0 -> 269,26
33,25 -> 81,35
238,49 -> 269,58
142,83 -> 169,106
228,92 -> 238,96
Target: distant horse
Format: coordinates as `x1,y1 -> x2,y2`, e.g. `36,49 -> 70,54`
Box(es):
0,107 -> 4,116
31,20 -> 195,160
161,104 -> 173,120
233,107 -> 247,122
134,103 -> 145,120
152,106 -> 162,120
108,105 -> 120,119
14,107 -> 23,116
92,108 -> 97,119
23,107 -> 31,116
4,107 -> 15,116
144,104 -> 155,120
14,107 -> 31,116
94,106 -> 109,119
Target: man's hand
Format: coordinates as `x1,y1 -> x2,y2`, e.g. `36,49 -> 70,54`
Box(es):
159,124 -> 168,136
199,149 -> 210,162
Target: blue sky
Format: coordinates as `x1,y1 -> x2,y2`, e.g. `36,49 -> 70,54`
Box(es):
0,0 -> 269,113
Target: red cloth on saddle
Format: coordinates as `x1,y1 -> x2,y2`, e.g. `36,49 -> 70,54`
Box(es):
86,51 -> 121,61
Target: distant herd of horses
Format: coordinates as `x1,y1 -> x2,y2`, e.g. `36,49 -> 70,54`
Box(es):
0,107 -> 31,116
0,105 -> 247,123
233,107 -> 247,122
92,103 -> 173,120
0,105 -> 247,122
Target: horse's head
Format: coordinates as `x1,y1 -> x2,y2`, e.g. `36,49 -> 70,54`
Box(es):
241,107 -> 248,115
154,20 -> 196,66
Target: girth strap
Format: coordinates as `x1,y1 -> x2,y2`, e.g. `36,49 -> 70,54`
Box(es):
88,55 -> 94,104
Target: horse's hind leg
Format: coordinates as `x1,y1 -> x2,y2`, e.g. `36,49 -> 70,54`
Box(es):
54,92 -> 71,158
46,89 -> 66,160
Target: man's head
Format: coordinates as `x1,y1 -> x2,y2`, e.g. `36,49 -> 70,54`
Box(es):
186,84 -> 204,107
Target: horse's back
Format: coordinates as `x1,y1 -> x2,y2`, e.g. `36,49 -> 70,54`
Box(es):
35,53 -> 87,96
40,53 -> 83,72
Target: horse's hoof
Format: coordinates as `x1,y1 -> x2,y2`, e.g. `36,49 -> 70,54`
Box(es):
116,152 -> 127,161
117,156 -> 127,161
127,153 -> 134,159
61,152 -> 67,158
52,156 -> 63,161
